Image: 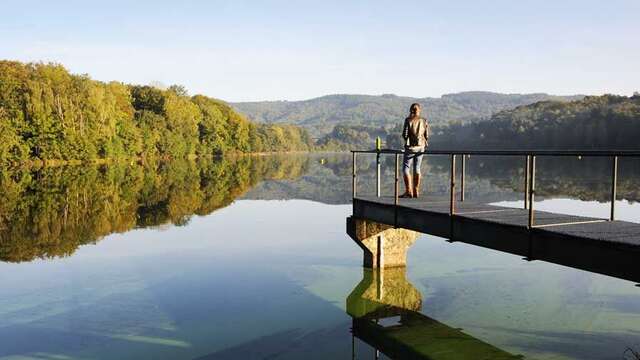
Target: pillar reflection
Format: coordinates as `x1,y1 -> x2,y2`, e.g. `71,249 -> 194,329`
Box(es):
346,267 -> 522,360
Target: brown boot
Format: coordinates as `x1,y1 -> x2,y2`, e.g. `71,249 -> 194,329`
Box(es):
400,174 -> 413,198
413,174 -> 421,198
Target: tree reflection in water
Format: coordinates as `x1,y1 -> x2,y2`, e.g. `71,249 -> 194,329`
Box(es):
2,154 -> 638,263
0,155 -> 310,262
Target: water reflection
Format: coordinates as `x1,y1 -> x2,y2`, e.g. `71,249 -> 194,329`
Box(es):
246,154 -> 640,204
0,153 -> 639,359
0,155 -> 309,262
1,154 -> 639,263
347,267 -> 522,359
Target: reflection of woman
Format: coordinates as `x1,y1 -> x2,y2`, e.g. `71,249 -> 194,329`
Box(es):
401,103 -> 429,198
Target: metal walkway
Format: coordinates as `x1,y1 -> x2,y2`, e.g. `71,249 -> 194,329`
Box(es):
350,149 -> 640,284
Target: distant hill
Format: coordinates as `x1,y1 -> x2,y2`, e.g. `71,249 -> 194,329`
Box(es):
430,94 -> 640,150
231,92 -> 584,138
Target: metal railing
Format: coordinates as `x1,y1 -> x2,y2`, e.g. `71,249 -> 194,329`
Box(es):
351,149 -> 640,228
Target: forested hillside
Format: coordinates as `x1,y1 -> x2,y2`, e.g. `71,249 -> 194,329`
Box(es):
428,95 -> 640,150
232,92 -> 583,138
316,124 -> 388,151
312,95 -> 640,151
0,61 -> 313,165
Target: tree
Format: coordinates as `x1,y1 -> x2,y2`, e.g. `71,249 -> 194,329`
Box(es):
0,60 -> 315,165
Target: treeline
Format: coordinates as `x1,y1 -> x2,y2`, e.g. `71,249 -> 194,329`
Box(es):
318,95 -> 640,151
232,92 -> 583,138
431,94 -> 640,150
0,61 -> 313,165
316,124 -> 387,151
0,155 -> 310,262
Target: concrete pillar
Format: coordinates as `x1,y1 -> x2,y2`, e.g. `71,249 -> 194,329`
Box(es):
347,217 -> 419,268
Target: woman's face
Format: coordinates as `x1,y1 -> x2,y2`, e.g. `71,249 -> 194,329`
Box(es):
410,105 -> 421,117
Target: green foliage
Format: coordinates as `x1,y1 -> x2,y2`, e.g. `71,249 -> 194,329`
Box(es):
0,60 -> 313,165
0,108 -> 29,165
433,95 -> 640,150
317,124 -> 387,151
232,92 -> 583,138
253,124 -> 313,152
192,95 -> 230,155
317,95 -> 640,151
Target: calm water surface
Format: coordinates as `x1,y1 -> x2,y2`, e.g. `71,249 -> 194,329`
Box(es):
0,154 -> 639,359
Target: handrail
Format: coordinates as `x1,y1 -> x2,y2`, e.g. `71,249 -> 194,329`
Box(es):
351,149 -> 640,157
352,148 -> 639,229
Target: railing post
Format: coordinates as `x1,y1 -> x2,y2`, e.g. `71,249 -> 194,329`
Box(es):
394,154 -> 400,206
376,152 -> 381,197
450,154 -> 456,216
460,154 -> 466,202
352,152 -> 357,199
610,155 -> 618,221
351,333 -> 355,360
524,155 -> 531,209
527,155 -> 536,229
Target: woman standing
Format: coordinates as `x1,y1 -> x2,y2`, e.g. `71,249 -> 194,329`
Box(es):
400,103 -> 429,198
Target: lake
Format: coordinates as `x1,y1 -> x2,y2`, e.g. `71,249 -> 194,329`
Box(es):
0,154 -> 639,359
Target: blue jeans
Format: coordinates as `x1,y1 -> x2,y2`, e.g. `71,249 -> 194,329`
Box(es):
403,150 -> 424,177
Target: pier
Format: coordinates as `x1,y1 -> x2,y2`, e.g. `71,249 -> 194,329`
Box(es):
348,149 -> 640,283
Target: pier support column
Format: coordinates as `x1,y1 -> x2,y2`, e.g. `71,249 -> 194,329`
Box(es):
347,217 -> 419,268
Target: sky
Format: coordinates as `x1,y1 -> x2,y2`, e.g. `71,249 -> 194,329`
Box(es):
1,0 -> 639,102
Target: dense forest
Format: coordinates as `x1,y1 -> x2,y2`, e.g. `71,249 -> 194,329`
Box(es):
0,61 -> 313,166
316,124 -> 388,151
232,92 -> 583,138
428,94 -> 640,150
0,155 -> 310,262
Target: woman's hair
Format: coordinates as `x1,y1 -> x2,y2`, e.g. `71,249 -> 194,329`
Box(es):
410,103 -> 420,111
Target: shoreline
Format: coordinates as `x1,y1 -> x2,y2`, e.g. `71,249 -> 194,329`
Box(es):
0,150 -> 350,169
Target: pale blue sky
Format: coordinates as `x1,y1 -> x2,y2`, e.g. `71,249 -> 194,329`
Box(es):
1,0 -> 638,101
